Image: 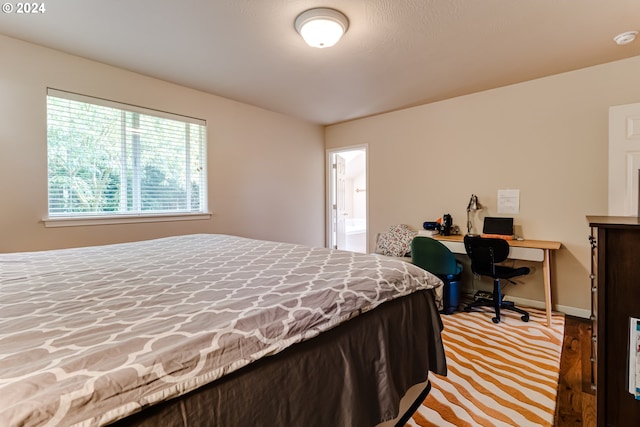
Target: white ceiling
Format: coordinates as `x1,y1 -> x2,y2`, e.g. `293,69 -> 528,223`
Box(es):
1,0 -> 639,125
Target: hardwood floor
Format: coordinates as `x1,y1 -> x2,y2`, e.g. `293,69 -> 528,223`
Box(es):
555,315 -> 596,426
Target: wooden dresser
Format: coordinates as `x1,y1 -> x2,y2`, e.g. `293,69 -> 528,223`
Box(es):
587,216 -> 640,426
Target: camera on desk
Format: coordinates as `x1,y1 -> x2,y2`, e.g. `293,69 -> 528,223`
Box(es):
440,214 -> 452,235
423,214 -> 457,236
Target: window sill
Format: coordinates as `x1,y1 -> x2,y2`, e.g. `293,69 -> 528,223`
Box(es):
42,212 -> 213,228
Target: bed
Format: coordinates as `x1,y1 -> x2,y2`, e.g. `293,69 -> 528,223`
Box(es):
0,234 -> 446,426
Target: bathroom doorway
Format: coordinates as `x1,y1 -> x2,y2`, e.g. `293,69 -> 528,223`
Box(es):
327,146 -> 367,253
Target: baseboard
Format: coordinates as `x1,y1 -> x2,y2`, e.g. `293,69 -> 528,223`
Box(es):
505,295 -> 591,319
552,304 -> 591,319
461,291 -> 591,319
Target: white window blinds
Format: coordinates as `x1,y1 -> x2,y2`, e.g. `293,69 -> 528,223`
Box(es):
47,89 -> 207,218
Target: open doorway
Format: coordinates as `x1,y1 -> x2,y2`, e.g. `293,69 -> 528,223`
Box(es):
327,146 -> 367,253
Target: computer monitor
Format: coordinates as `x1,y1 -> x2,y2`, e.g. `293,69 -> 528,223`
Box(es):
482,217 -> 514,236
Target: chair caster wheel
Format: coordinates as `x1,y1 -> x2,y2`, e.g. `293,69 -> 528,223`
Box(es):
521,315 -> 530,322
492,317 -> 500,324
464,307 -> 472,313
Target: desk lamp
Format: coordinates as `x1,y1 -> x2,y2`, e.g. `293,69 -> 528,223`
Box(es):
466,194 -> 482,236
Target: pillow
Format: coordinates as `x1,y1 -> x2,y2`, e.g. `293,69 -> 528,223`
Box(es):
376,224 -> 416,257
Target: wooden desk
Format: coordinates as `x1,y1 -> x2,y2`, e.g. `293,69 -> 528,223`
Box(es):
433,234 -> 562,327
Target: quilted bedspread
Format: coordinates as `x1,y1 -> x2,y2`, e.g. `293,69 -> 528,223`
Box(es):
0,234 -> 442,426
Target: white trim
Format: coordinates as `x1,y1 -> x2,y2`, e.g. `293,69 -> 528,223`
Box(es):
609,102 -> 640,215
43,212 -> 212,228
47,88 -> 206,126
325,151 -> 333,248
461,291 -> 591,319
325,144 -> 369,250
552,304 -> 591,319
505,295 -> 591,319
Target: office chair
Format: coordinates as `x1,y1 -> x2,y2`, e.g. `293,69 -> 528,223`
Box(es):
411,236 -> 463,314
463,235 -> 530,323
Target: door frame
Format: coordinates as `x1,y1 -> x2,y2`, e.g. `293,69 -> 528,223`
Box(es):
325,144 -> 369,251
609,102 -> 640,216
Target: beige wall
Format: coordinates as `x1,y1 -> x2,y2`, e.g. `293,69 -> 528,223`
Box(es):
0,35 -> 325,252
326,55 -> 640,315
4,31 -> 640,315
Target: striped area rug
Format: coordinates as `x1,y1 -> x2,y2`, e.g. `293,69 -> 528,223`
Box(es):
409,307 -> 565,427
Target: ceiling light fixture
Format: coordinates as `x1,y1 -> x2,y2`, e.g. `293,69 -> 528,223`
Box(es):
295,8 -> 349,48
613,30 -> 638,45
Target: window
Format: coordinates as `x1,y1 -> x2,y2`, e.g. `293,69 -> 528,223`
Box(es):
46,89 -> 207,225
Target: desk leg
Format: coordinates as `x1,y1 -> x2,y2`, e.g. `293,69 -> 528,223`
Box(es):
542,249 -> 552,327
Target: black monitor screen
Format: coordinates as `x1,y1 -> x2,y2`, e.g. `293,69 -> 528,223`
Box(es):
483,217 -> 514,236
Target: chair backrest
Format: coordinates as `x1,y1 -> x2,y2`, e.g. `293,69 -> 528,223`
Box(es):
463,236 -> 510,276
411,236 -> 461,276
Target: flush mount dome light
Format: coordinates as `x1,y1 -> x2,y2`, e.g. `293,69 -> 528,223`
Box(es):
614,30 -> 638,45
295,7 -> 349,48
